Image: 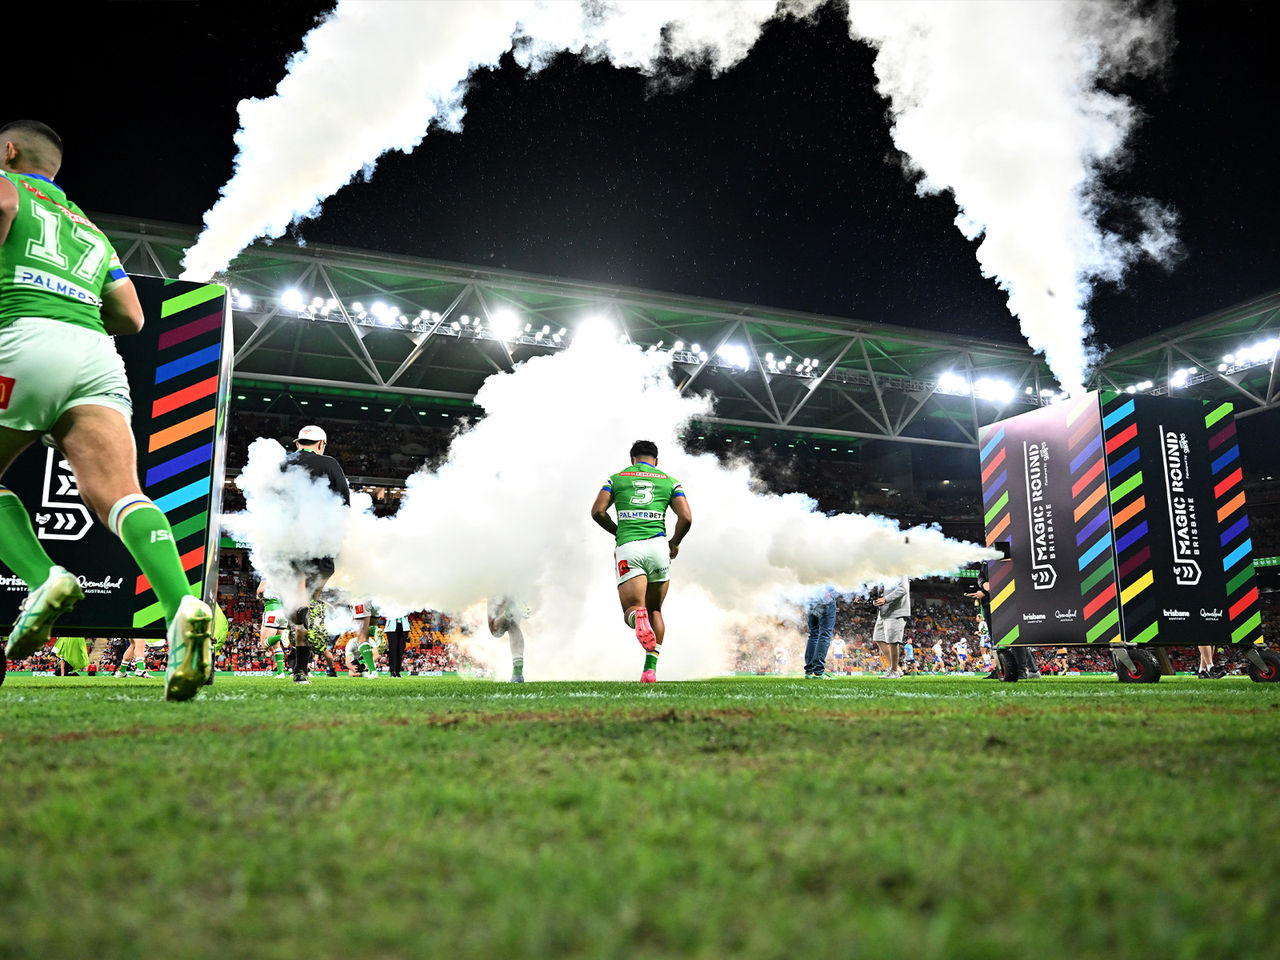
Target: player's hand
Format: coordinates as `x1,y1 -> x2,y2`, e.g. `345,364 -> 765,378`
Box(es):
669,542 -> 680,560
874,597 -> 885,605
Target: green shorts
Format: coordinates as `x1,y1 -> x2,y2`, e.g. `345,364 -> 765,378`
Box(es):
0,318 -> 132,431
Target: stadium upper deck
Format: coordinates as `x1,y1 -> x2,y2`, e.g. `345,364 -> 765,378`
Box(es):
99,215 -> 1280,452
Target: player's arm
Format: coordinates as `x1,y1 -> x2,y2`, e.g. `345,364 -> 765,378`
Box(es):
668,491 -> 692,559
101,278 -> 145,335
0,175 -> 18,247
590,488 -> 616,536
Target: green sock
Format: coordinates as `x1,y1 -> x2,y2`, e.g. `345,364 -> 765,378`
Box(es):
0,489 -> 56,587
626,609 -> 637,629
644,647 -> 660,672
360,643 -> 376,672
118,660 -> 132,675
274,652 -> 285,673
109,496 -> 193,625
511,657 -> 524,678
134,657 -> 146,673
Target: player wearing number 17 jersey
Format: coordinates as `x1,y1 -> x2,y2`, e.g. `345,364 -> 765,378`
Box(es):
0,120 -> 212,701
590,440 -> 693,683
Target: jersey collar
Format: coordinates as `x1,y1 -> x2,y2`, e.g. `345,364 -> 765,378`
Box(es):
19,171 -> 61,190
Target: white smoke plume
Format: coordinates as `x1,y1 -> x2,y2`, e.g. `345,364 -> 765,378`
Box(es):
845,0 -> 1177,393
179,0 -> 809,282
228,334 -> 996,680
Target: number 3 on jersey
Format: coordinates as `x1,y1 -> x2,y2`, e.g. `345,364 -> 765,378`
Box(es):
630,480 -> 655,505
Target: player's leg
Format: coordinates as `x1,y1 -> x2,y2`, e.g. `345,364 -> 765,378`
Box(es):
617,575 -> 654,650
0,425 -> 58,587
640,579 -> 670,682
131,636 -> 152,678
506,622 -> 525,682
49,405 -> 211,699
0,425 -> 86,660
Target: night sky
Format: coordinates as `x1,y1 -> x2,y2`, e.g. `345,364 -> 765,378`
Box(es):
15,0 -> 1277,355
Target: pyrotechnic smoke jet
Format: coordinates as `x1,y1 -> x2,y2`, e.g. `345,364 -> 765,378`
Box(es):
845,0 -> 1179,395
179,0 -> 807,282
183,0 -> 1177,393
227,336 -> 997,680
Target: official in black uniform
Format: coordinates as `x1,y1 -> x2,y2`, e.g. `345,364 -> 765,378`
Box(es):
284,424 -> 350,683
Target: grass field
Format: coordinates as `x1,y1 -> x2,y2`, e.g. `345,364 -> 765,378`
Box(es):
2,673 -> 1278,960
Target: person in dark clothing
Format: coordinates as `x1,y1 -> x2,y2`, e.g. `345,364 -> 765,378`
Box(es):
384,614 -> 410,677
283,424 -> 350,684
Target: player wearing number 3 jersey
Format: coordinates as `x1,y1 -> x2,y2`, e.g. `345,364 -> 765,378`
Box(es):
0,120 -> 213,701
590,440 -> 692,683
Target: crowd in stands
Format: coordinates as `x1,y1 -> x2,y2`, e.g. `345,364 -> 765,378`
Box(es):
8,412 -> 1280,678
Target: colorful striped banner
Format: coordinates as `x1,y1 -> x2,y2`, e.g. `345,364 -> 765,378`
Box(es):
1206,401 -> 1262,647
133,282 -> 228,628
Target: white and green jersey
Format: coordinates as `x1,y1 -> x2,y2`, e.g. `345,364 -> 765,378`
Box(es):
602,462 -> 685,546
0,171 -> 127,333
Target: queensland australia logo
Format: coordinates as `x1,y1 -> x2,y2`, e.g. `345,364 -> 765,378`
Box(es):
1160,427 -> 1201,586
1200,608 -> 1224,622
1054,609 -> 1079,622
1023,441 -> 1057,590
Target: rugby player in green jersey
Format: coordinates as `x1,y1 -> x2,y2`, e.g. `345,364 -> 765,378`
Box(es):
257,578 -> 291,677
590,440 -> 693,682
0,120 -> 213,701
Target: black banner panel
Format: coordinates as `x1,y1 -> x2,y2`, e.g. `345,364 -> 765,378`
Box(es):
1100,393 -> 1261,648
978,392 -> 1260,648
978,394 -> 1120,647
1,276 -> 231,637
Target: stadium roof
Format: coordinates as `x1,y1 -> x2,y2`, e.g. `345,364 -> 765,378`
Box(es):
101,215 -> 1280,450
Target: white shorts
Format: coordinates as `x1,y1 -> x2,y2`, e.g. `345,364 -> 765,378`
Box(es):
262,610 -> 287,632
614,537 -> 670,586
872,617 -> 906,645
0,319 -> 132,432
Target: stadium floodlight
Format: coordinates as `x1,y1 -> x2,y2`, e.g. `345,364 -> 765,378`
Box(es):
673,340 -> 684,351
765,352 -> 774,361
489,308 -> 521,340
1126,385 -> 1137,394
974,378 -> 1015,404
236,293 -> 253,310
280,288 -> 305,312
419,310 -> 431,320
552,332 -> 562,343
576,315 -> 614,344
938,371 -> 969,395
699,351 -> 709,362
717,343 -> 750,370
371,301 -> 389,320
691,343 -> 702,354
450,320 -> 461,331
